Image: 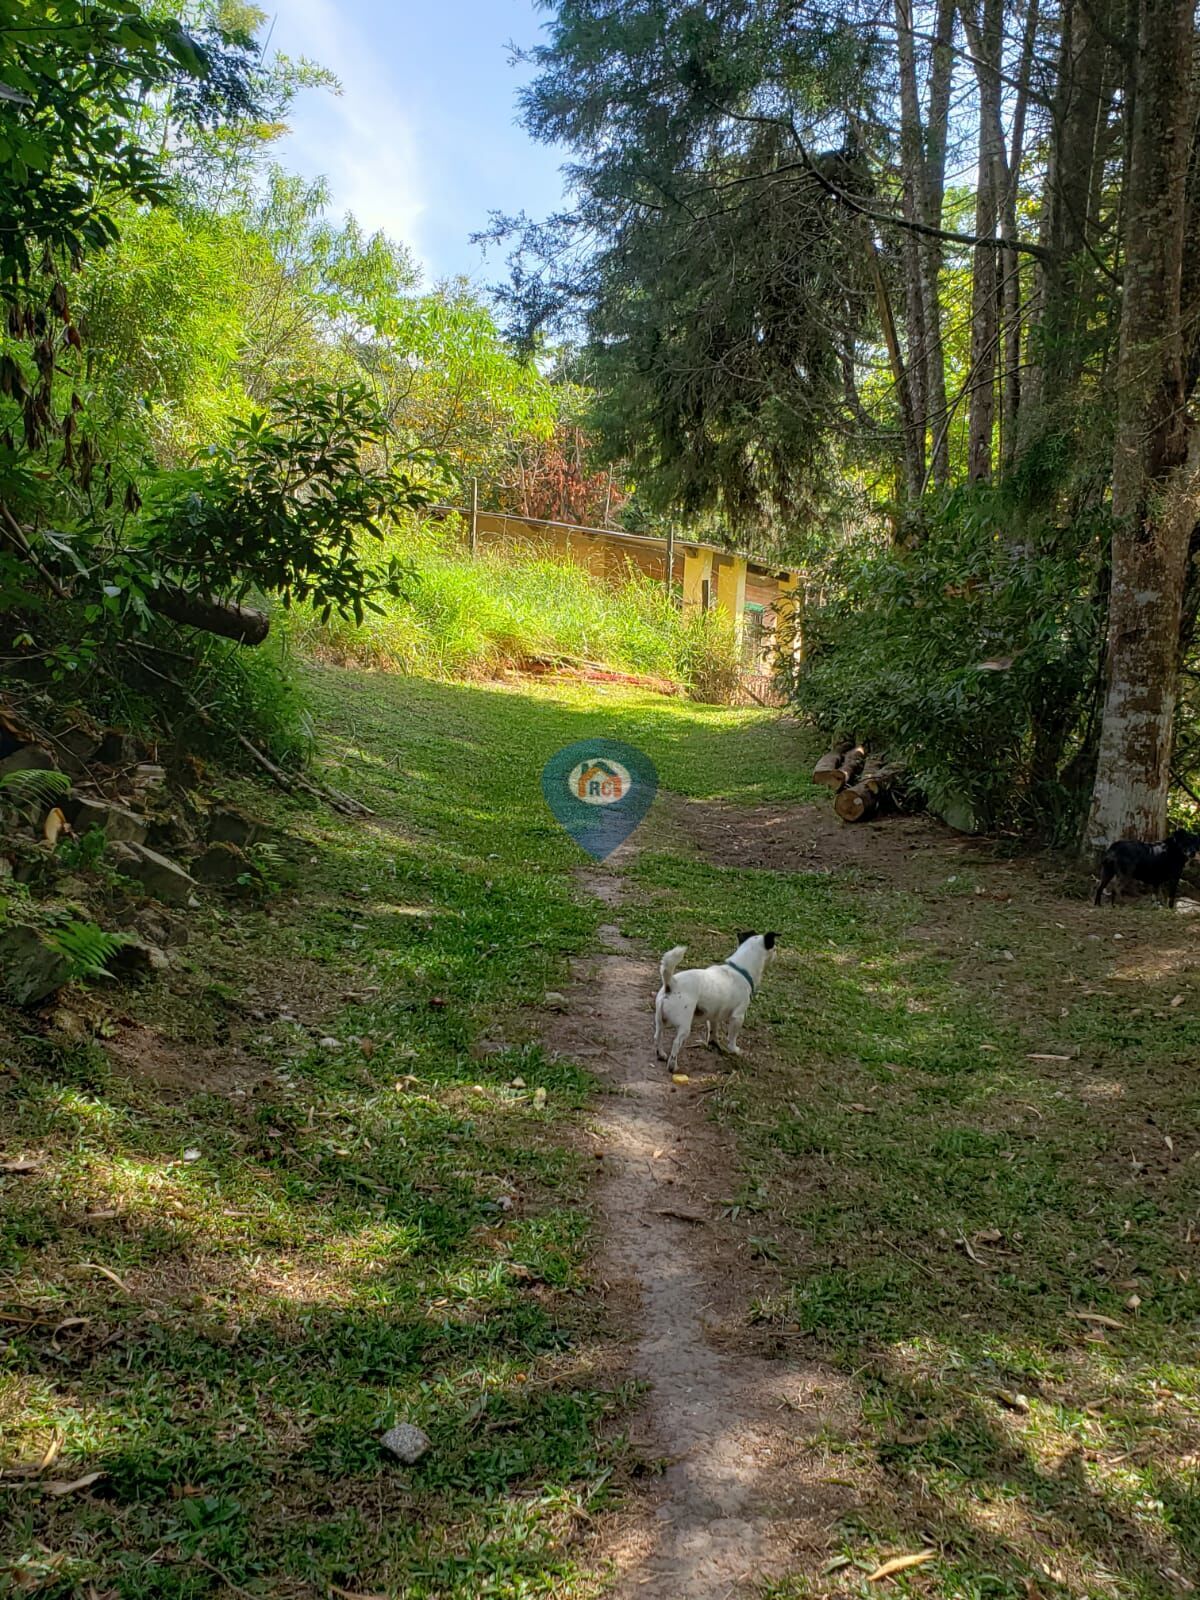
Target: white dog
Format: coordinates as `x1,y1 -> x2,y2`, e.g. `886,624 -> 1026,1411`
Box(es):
654,931 -> 777,1072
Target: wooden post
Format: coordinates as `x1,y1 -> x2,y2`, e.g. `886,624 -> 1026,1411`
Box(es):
665,525 -> 676,599
778,572 -> 804,670
469,477 -> 479,557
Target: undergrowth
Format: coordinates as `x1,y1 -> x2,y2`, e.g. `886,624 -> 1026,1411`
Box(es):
285,520 -> 744,701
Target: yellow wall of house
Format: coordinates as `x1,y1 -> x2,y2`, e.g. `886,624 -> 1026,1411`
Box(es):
681,547 -> 714,612
714,556 -> 748,645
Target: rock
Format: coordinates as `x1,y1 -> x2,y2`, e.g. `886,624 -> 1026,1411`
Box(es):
110,842 -> 197,906
318,1036 -> 342,1050
96,729 -> 147,767
381,1423 -> 430,1465
110,937 -> 169,980
208,805 -> 262,848
66,795 -> 149,845
193,841 -> 253,889
130,764 -> 168,801
131,909 -> 170,946
0,925 -> 72,1006
54,720 -> 102,775
937,794 -> 983,835
0,744 -> 56,778
46,1004 -> 89,1039
147,811 -> 198,853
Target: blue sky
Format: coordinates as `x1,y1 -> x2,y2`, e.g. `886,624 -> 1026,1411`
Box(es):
268,0 -> 569,288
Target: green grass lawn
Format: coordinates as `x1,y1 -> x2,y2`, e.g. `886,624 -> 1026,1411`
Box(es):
618,833 -> 1200,1600
8,665 -> 1198,1600
0,669 -> 799,1600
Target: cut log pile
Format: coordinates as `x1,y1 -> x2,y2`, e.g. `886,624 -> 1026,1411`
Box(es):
812,744 -> 906,824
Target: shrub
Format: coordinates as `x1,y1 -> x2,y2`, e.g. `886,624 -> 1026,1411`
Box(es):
794,484 -> 1107,837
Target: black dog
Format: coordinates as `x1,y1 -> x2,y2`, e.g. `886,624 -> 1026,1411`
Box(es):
1094,829 -> 1200,908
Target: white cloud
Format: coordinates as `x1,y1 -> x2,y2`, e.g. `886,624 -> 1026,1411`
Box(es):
269,0 -> 431,275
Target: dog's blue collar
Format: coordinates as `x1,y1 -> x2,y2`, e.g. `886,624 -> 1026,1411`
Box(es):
724,958 -> 756,995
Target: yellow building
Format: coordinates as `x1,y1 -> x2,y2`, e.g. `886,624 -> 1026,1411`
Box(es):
433,507 -> 803,680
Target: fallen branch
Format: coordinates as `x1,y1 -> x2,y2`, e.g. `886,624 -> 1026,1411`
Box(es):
150,587 -> 270,645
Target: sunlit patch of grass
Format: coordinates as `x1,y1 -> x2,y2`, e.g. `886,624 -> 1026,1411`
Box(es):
284,524 -> 745,700
622,830 -> 1200,1599
3,668 -> 790,1597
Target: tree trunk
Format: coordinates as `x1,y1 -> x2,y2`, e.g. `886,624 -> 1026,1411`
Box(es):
897,0 -> 956,491
999,0 -> 1038,468
835,782 -> 879,823
839,745 -> 867,786
1086,0 -> 1199,847
813,750 -> 848,789
895,0 -> 929,482
1029,0 -> 1114,422
866,233 -> 924,498
922,0 -> 956,487
960,0 -> 1004,482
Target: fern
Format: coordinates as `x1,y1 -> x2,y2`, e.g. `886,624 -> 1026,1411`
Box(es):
44,920 -> 128,981
0,767 -> 72,820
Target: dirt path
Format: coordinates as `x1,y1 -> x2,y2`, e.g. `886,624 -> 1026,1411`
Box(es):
547,849 -> 855,1600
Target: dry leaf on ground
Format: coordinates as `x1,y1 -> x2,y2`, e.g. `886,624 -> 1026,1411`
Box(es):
69,1263 -> 129,1293
868,1550 -> 937,1582
42,1472 -> 103,1497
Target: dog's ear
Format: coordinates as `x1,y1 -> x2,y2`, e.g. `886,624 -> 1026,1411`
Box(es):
736,929 -> 754,945
763,931 -> 777,949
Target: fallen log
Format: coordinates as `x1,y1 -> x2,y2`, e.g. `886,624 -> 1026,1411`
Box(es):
813,750 -> 847,789
150,588 -> 270,645
860,759 -> 905,794
835,781 -> 879,824
836,757 -> 907,822
838,745 -> 866,787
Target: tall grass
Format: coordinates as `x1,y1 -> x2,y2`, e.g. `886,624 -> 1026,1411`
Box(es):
287,522 -> 744,701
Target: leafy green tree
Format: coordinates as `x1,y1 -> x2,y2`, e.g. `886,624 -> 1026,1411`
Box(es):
0,0 -> 207,290
494,1 -> 880,527
140,381 -> 431,631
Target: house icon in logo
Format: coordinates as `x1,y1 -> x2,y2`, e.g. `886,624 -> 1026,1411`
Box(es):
577,760 -> 625,801
568,756 -> 633,806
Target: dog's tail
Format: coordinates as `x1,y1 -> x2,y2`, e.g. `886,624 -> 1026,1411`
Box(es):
660,945 -> 687,992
